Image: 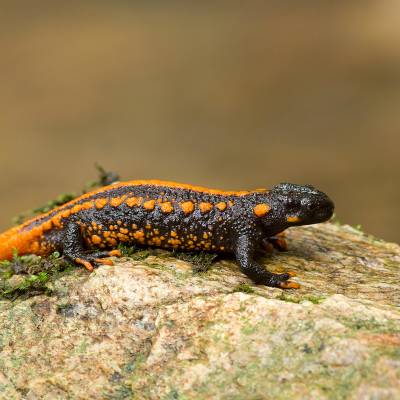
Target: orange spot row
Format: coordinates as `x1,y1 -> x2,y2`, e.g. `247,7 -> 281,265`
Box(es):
253,203 -> 271,217
15,179 -> 266,236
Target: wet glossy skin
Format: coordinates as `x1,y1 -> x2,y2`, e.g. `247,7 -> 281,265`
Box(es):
0,180 -> 334,288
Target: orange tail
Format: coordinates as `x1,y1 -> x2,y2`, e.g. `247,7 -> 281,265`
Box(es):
0,225 -> 39,260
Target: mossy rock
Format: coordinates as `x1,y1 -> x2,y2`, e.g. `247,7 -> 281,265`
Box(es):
0,222 -> 399,399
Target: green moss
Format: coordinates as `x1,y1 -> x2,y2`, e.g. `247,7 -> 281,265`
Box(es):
56,303 -> 75,317
82,163 -> 120,193
117,243 -> 153,261
0,251 -> 75,300
232,283 -> 255,294
241,325 -> 257,335
305,295 -> 326,304
117,244 -> 217,275
75,339 -> 89,354
172,251 -> 217,273
342,317 -> 400,334
352,224 -> 364,233
330,213 -> 343,227
103,385 -> 134,400
277,293 -> 325,304
163,389 -> 179,400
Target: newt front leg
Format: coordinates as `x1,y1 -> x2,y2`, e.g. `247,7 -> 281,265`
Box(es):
235,235 -> 299,289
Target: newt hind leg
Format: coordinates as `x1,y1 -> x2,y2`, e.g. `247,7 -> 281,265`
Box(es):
63,223 -> 121,271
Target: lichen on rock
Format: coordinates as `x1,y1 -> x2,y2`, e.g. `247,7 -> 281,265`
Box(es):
0,223 -> 399,399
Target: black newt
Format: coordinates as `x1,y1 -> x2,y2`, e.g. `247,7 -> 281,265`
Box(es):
0,180 -> 334,288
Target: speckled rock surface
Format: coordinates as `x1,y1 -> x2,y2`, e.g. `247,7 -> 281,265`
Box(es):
0,223 -> 399,399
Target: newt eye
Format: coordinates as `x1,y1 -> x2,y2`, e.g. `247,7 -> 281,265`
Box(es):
286,198 -> 300,210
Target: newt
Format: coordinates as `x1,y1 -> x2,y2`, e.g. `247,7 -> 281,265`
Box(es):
0,180 -> 334,288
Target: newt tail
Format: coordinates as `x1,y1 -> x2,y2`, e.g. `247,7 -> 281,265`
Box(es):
0,179 -> 334,289
0,225 -> 35,260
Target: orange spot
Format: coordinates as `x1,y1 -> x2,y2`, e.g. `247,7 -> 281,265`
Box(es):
71,204 -> 82,214
216,202 -> 227,211
82,201 -> 94,210
107,238 -> 117,246
109,250 -> 122,257
228,201 -> 234,207
160,201 -> 173,213
117,220 -> 122,225
52,215 -> 62,228
181,201 -> 194,214
119,228 -> 129,234
117,233 -> 129,241
125,197 -> 140,207
133,231 -> 145,240
253,203 -> 270,217
61,209 -> 71,218
170,231 -> 178,237
203,233 -> 208,239
91,235 -> 102,245
110,197 -> 124,207
168,238 -> 182,246
287,216 -> 300,223
199,202 -> 213,213
95,198 -> 108,209
143,199 -> 156,210
42,220 -> 53,231
104,231 -> 111,238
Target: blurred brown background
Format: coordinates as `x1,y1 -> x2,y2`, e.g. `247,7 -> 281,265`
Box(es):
0,1 -> 399,242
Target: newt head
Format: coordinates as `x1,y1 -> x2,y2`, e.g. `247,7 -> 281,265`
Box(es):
272,183 -> 334,226
257,183 -> 334,235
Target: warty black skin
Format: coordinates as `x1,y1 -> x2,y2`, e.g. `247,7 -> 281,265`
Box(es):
21,182 -> 335,288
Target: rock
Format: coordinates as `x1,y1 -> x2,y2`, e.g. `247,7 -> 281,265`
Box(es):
0,223 -> 399,399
